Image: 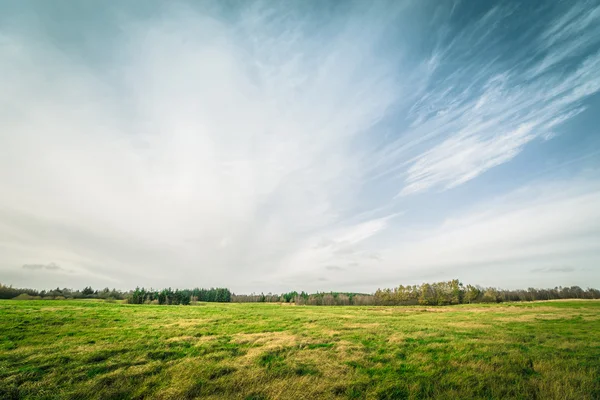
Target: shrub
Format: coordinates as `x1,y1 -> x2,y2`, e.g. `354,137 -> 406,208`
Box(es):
12,293 -> 41,300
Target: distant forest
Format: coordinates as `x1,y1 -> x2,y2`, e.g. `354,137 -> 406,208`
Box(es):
1,280 -> 599,306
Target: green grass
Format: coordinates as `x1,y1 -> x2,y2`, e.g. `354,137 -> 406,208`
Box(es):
1,300 -> 599,399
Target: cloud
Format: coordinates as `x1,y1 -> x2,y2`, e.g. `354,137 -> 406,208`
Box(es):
22,263 -> 70,273
0,1 -> 599,292
371,2 -> 600,196
531,266 -> 576,273
294,176 -> 600,291
21,264 -> 44,271
399,122 -> 537,196
0,1 -> 402,291
372,177 -> 600,288
333,216 -> 397,246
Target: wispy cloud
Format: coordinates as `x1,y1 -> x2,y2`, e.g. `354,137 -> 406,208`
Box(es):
371,2 -> 600,196
0,1 -> 402,290
377,178 -> 600,285
531,266 -> 576,274
0,0 -> 599,291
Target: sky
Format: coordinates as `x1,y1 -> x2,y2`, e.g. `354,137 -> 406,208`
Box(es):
1,0 -> 600,293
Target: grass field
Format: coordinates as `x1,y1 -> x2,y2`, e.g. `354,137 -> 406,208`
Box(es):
1,300 -> 599,399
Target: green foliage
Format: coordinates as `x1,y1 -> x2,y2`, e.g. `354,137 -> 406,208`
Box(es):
127,287 -> 232,305
11,294 -> 41,301
2,280 -> 600,308
372,280 -> 600,306
282,291 -> 298,303
0,284 -> 40,300
81,287 -> 95,296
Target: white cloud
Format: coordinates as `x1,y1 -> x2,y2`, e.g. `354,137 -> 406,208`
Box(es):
0,2 -> 401,291
400,122 -> 537,195
348,177 -> 600,290
371,3 -> 600,196
0,1 -> 599,292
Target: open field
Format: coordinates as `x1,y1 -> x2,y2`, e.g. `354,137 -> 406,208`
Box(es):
1,300 -> 599,399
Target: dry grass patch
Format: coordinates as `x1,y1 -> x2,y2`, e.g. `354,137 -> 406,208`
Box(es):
345,322 -> 381,329
447,321 -> 489,329
320,329 -> 340,337
165,319 -> 209,328
503,306 -> 571,313
233,331 -> 300,360
497,313 -> 565,322
387,333 -> 408,343
582,315 -> 600,321
166,335 -> 196,342
331,339 -> 364,363
39,307 -> 64,312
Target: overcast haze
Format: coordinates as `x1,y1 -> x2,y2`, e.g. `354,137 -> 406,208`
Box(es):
1,0 -> 600,293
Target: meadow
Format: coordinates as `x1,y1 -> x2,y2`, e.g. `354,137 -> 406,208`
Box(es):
1,300 -> 599,400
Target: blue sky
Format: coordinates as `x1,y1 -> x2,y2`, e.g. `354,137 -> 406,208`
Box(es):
1,0 -> 599,292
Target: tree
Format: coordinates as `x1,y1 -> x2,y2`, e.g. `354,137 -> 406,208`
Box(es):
419,283 -> 436,305
82,286 -> 94,296
465,285 -> 481,304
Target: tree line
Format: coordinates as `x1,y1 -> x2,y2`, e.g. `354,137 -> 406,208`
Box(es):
232,291 -> 376,305
1,280 -> 599,305
231,280 -> 600,305
0,284 -> 126,301
128,287 -> 231,305
381,280 -> 600,305
0,283 -> 230,304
